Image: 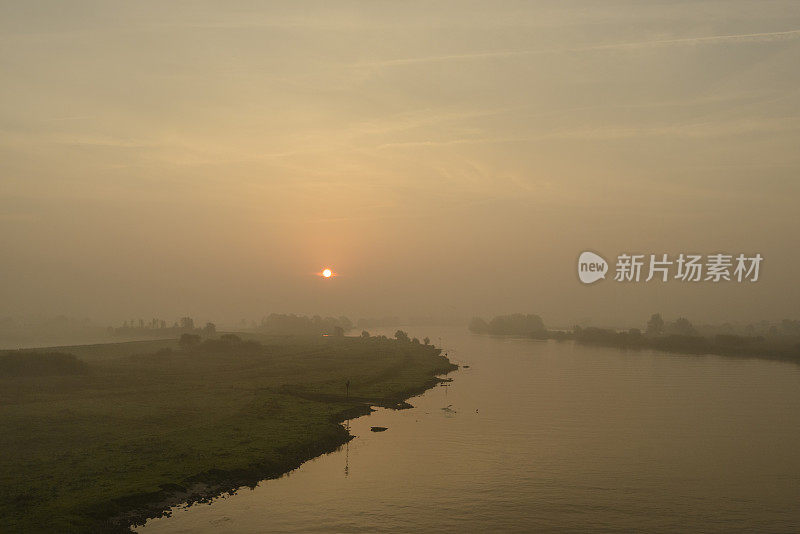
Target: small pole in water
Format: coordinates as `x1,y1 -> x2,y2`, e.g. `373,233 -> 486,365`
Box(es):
344,418 -> 351,477
346,379 -> 350,398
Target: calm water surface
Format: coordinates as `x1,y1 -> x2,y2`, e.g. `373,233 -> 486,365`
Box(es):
139,327 -> 800,532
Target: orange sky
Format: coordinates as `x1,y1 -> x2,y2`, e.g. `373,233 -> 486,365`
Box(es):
1,1 -> 799,326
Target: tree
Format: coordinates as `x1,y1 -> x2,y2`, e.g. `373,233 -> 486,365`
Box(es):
486,314 -> 544,336
179,333 -> 200,348
259,313 -> 352,336
468,317 -> 489,334
670,317 -> 697,336
423,336 -> 430,345
203,322 -> 216,336
361,330 -> 370,339
394,330 -> 410,342
646,313 -> 664,336
180,317 -> 195,330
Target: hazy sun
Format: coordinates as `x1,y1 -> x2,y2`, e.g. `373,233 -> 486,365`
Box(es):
322,268 -> 332,278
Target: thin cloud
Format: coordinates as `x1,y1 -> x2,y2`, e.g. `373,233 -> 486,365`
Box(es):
354,29 -> 800,68
374,115 -> 800,148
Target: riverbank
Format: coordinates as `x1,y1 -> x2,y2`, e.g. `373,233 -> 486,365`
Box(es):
0,334 -> 457,532
472,328 -> 800,364
469,314 -> 800,364
568,328 -> 800,363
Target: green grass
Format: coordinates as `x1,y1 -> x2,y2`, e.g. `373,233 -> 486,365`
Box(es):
0,334 -> 456,532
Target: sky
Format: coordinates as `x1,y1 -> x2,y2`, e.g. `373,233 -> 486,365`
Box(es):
1,1 -> 799,328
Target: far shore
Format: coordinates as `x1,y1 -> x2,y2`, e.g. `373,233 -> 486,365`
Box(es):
472,328 -> 800,364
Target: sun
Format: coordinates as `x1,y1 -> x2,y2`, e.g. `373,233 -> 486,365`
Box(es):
316,267 -> 336,278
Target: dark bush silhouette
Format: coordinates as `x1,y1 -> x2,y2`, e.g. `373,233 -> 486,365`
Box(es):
646,313 -> 664,336
574,327 -> 644,347
714,334 -> 759,347
668,317 -> 697,336
110,316 -> 203,339
259,313 -> 352,335
486,314 -> 545,336
179,333 -> 201,348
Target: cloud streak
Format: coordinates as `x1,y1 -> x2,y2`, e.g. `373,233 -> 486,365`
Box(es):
354,28 -> 800,68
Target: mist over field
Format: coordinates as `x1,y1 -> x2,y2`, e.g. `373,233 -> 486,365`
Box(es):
2,1 -> 800,326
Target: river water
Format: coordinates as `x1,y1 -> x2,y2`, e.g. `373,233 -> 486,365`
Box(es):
138,327 -> 800,532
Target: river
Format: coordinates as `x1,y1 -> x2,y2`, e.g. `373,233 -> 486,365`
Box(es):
138,327 -> 800,532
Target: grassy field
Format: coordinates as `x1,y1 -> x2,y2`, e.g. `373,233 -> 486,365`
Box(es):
0,334 -> 456,532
